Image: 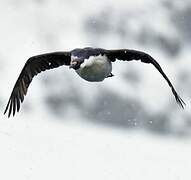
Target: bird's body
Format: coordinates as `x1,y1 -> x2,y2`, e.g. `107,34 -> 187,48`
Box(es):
75,54 -> 112,82
4,47 -> 185,117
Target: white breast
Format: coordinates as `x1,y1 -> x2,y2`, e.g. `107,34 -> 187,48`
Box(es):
76,55 -> 112,82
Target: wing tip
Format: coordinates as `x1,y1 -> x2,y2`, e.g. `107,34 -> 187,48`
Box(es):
3,99 -> 11,118
4,98 -> 19,118
176,96 -> 186,109
171,87 -> 186,109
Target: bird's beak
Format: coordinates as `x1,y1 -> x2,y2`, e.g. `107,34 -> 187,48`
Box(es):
69,60 -> 78,69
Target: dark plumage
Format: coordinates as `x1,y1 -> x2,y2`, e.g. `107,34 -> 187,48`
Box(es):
4,47 -> 185,117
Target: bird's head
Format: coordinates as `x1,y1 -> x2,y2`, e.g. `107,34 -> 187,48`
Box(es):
69,56 -> 84,70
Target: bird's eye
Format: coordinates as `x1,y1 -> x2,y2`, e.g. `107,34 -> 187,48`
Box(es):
69,60 -> 80,69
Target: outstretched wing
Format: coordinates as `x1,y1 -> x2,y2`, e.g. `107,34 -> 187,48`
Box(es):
106,49 -> 186,108
4,51 -> 71,117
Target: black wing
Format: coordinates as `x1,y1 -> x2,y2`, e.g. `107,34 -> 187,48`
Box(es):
106,49 -> 185,108
4,51 -> 71,117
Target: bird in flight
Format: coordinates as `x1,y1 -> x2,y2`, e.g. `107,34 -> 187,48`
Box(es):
4,47 -> 185,117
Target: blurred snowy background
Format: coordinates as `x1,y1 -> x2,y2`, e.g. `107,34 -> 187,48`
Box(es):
0,0 -> 191,179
